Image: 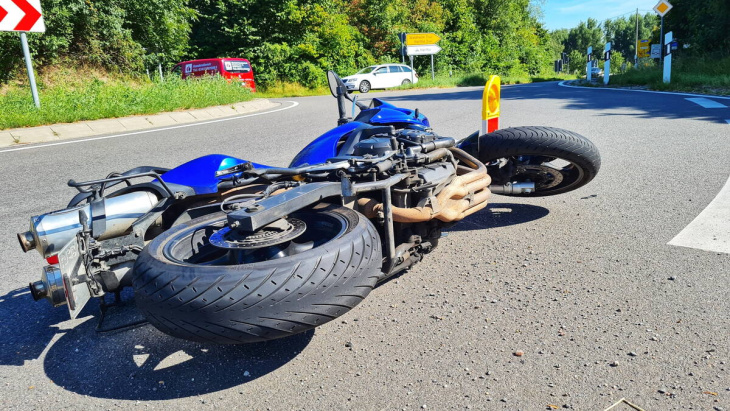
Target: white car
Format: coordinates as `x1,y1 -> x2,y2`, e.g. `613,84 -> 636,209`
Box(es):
342,64 -> 419,93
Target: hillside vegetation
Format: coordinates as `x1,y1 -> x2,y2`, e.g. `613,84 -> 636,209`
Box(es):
0,0 -> 561,88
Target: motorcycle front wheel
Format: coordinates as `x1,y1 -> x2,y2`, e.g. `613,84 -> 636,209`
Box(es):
464,126 -> 601,196
133,203 -> 382,344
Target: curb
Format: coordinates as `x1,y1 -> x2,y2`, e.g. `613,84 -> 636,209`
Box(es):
0,99 -> 278,149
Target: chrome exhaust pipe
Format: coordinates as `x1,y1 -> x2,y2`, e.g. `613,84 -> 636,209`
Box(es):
29,266 -> 67,307
489,182 -> 535,194
18,191 -> 159,258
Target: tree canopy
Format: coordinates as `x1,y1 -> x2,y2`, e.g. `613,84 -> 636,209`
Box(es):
0,1 -> 726,86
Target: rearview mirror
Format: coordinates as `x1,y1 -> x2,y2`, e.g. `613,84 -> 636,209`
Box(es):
327,71 -> 349,99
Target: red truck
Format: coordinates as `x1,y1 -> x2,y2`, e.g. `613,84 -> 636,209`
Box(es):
173,58 -> 257,92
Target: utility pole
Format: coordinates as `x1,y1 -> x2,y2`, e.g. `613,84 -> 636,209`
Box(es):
635,8 -> 639,66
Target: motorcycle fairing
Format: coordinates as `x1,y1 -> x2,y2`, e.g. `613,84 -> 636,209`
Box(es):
355,99 -> 431,128
161,154 -> 271,195
289,122 -> 363,168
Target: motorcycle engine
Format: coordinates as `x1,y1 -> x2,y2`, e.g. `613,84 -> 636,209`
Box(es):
352,137 -> 394,157
396,129 -> 437,144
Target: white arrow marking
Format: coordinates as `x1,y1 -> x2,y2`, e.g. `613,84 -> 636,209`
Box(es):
0,0 -> 23,31
686,98 -> 728,109
668,175 -> 730,254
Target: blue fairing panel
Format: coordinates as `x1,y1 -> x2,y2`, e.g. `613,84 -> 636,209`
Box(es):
161,154 -> 271,194
289,122 -> 363,168
356,99 -> 431,128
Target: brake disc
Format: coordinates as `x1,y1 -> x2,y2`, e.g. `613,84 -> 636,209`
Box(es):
210,217 -> 306,250
516,164 -> 564,189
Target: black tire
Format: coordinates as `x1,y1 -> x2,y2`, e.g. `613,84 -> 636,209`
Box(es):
401,79 -> 411,85
470,126 -> 600,196
359,80 -> 371,93
133,204 -> 382,344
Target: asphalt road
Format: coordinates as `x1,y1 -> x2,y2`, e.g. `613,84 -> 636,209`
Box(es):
0,82 -> 728,410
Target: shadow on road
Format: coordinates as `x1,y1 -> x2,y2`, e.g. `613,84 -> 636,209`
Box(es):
44,321 -> 314,400
447,202 -> 550,231
0,287 -> 69,366
43,313 -> 313,400
0,287 -> 312,400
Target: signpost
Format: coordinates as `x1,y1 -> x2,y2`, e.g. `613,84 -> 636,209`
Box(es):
650,44 -> 661,59
405,44 -> 442,56
603,42 -> 611,85
405,32 -> 442,80
586,46 -> 593,81
405,33 -> 441,46
0,0 -> 46,108
637,39 -> 650,58
663,31 -> 673,83
653,0 -> 672,68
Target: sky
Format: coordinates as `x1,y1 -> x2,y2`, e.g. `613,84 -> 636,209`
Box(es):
541,0 -> 660,30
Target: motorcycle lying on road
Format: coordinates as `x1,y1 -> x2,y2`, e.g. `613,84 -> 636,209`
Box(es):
17,72 -> 600,344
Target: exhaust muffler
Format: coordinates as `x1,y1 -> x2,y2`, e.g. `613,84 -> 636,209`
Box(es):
18,191 -> 159,258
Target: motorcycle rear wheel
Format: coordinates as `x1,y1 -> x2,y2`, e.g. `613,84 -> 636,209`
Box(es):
470,126 -> 600,196
133,203 -> 382,344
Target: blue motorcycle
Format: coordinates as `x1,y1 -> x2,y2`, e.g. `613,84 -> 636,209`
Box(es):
18,71 -> 600,344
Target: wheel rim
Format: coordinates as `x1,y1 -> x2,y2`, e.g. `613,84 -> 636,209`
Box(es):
359,81 -> 370,93
402,79 -> 411,85
490,155 -> 586,192
162,210 -> 347,266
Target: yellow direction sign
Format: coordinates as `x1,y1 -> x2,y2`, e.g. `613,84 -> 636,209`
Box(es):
637,39 -> 650,58
405,33 -> 441,46
653,0 -> 672,17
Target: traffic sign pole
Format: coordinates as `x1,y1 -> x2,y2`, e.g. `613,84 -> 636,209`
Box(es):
659,15 -> 664,68
19,32 -> 40,108
1,0 -> 46,108
431,54 -> 434,80
409,55 -> 414,83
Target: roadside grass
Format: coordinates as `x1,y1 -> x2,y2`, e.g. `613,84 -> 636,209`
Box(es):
0,68 -> 254,130
596,56 -> 730,95
1,66 -> 577,130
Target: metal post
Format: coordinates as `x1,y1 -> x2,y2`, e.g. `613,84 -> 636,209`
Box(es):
400,33 -> 405,64
409,55 -> 414,83
635,8 -> 639,66
158,63 -> 164,82
659,15 -> 664,68
431,54 -> 435,80
20,32 -> 40,108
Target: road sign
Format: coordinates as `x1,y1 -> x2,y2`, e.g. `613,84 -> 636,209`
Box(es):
0,0 -> 45,32
406,44 -> 442,56
637,39 -> 650,58
653,0 -> 672,17
650,44 -> 661,58
405,32 -> 441,46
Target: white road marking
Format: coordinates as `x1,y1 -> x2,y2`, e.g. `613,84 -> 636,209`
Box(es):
668,175 -> 730,254
685,98 -> 728,109
0,101 -> 300,154
557,81 -> 730,100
